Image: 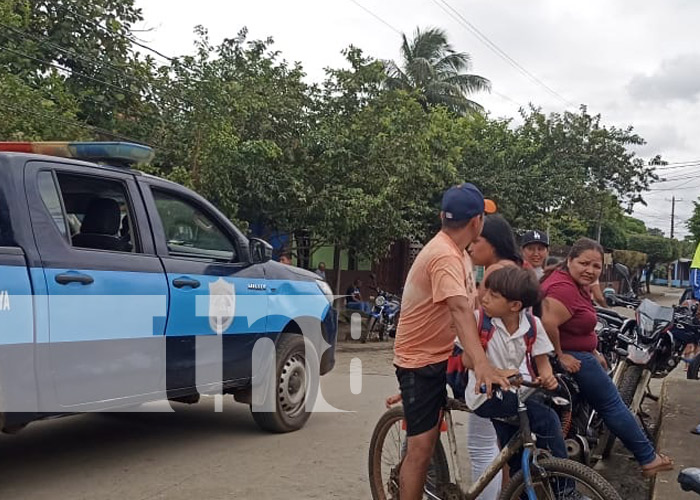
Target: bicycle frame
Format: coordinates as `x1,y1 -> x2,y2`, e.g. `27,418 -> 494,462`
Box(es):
436,389 -> 539,500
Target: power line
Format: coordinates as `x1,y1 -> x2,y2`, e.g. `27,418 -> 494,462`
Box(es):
347,0 -> 402,35
2,101 -> 158,147
0,43 -> 194,113
0,45 -> 148,101
0,21 -> 153,92
431,0 -> 576,109
57,5 -> 177,64
347,0 -> 522,108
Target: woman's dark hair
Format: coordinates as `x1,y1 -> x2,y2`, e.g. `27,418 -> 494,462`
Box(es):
480,214 -> 523,266
542,237 -> 604,281
484,266 -> 541,309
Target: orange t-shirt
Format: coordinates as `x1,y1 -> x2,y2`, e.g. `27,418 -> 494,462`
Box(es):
393,231 -> 477,368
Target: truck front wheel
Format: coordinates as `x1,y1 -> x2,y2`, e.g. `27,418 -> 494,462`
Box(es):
250,334 -> 319,433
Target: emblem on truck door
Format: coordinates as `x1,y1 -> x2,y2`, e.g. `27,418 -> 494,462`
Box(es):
208,279 -> 235,334
0,291 -> 9,311
247,283 -> 266,291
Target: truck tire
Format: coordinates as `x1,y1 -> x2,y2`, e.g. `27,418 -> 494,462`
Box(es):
251,334 -> 318,433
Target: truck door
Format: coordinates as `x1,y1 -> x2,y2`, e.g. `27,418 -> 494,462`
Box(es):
139,181 -> 268,395
25,161 -> 169,408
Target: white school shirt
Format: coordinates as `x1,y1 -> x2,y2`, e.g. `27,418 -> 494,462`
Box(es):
465,309 -> 554,410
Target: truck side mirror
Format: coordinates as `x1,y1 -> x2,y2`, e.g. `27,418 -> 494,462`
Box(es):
249,238 -> 272,264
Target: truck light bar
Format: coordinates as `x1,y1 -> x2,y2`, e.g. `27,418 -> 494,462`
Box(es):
0,142 -> 154,165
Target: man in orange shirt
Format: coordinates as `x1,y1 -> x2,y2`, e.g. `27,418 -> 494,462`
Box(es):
393,183 -> 509,500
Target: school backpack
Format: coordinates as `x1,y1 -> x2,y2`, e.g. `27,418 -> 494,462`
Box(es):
478,307 -> 539,379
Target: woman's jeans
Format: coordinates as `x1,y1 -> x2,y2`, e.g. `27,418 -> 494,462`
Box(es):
566,350 -> 656,466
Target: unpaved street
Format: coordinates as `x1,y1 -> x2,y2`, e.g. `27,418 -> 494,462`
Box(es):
0,288 -> 683,499
0,343 -> 404,499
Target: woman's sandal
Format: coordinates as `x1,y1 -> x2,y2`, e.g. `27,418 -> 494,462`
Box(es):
641,454 -> 674,478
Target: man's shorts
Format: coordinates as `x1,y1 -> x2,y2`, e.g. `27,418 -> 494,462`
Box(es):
395,360 -> 448,437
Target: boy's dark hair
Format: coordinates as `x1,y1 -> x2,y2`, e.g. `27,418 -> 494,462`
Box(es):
484,266 -> 541,310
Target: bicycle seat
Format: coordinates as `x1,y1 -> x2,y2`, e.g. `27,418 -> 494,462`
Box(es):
678,468 -> 700,494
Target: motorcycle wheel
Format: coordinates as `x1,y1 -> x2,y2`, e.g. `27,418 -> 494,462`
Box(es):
362,317 -> 380,343
688,355 -> 700,380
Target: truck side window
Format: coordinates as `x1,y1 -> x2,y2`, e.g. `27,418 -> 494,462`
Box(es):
37,171 -> 69,240
53,173 -> 139,253
152,189 -> 237,263
0,191 -> 11,246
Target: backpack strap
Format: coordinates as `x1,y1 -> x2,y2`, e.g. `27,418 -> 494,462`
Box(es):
523,312 -> 539,378
478,307 -> 496,351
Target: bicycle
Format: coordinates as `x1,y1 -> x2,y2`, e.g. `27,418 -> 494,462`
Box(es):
368,376 -> 622,500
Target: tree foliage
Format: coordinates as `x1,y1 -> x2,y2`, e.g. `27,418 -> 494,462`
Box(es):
0,3 -> 670,268
384,27 -> 491,115
687,197 -> 700,244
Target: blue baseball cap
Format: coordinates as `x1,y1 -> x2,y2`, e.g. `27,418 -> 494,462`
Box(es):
441,183 -> 496,221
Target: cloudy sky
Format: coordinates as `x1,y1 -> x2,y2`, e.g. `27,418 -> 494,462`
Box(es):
135,0 -> 700,238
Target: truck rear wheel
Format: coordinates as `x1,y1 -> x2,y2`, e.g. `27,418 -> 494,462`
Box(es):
250,334 -> 318,433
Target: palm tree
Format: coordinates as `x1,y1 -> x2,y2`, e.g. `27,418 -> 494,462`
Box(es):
384,27 -> 491,115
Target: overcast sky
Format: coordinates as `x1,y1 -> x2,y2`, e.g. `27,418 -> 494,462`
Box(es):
135,0 -> 700,238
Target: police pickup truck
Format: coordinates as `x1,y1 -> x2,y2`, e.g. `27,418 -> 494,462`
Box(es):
0,141 -> 337,433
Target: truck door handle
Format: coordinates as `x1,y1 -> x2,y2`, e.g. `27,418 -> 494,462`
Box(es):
55,273 -> 94,285
173,277 -> 201,289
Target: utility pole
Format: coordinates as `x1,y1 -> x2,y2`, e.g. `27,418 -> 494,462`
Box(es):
671,196 -> 676,239
666,196 -> 683,288
667,195 -> 684,239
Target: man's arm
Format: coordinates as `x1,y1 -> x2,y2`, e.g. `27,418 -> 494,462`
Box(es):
445,295 -> 510,397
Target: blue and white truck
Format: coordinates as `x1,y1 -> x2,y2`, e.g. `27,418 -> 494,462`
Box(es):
0,141 -> 337,433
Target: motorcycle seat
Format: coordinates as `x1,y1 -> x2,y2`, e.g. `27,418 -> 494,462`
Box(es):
595,307 -> 626,321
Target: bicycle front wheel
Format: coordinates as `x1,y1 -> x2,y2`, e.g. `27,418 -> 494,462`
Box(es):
368,405 -> 450,500
500,457 -> 622,500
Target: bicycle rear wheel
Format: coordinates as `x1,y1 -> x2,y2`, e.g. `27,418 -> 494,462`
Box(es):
500,457 -> 622,500
368,405 -> 450,500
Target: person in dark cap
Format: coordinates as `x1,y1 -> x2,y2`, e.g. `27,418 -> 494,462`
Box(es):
520,229 -> 549,279
392,183 -> 507,500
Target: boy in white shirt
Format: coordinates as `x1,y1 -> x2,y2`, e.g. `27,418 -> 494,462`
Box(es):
465,266 -> 567,476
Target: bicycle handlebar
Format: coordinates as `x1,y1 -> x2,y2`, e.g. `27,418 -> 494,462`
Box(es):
479,374 -> 541,394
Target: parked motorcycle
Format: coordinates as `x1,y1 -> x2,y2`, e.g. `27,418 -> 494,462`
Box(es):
604,263 -> 642,309
600,299 -> 700,454
595,307 -> 636,375
361,290 -> 401,343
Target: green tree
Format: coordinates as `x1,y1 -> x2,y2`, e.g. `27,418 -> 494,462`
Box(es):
628,234 -> 678,292
0,0 -> 159,142
679,236 -> 697,260
384,27 -> 491,115
310,48 -> 464,290
621,216 -> 647,235
687,197 -> 700,244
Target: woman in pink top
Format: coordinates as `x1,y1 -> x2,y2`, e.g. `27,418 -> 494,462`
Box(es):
541,238 -> 673,477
